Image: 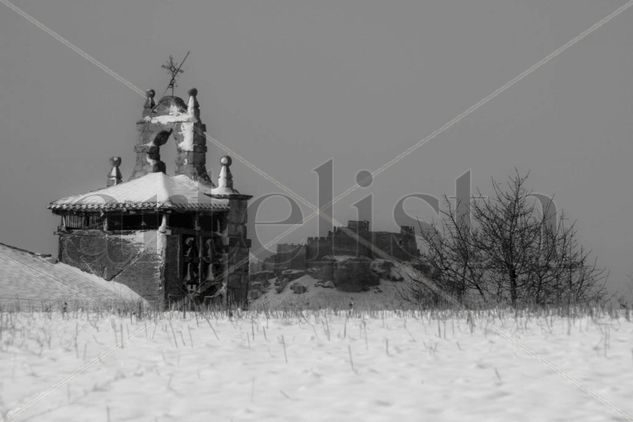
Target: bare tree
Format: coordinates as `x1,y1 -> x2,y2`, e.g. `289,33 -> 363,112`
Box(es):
418,171 -> 607,307
418,199 -> 488,304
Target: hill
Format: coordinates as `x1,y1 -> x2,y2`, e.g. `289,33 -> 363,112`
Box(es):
249,259 -> 429,310
0,242 -> 143,308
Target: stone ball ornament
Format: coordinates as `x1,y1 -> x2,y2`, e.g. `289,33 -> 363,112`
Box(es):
188,88 -> 198,97
356,170 -> 373,188
220,156 -> 232,167
110,156 -> 122,167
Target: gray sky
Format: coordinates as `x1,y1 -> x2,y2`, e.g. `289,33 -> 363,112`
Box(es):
1,0 -> 632,297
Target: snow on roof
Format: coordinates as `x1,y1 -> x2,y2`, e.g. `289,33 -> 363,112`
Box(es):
0,242 -> 143,304
49,172 -> 229,212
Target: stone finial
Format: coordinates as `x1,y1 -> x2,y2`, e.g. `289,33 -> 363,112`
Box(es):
214,155 -> 238,195
107,157 -> 123,187
187,87 -> 200,121
218,156 -> 233,188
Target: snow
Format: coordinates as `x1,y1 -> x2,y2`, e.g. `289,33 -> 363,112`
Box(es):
50,173 -> 227,210
176,121 -> 195,152
1,309 -> 632,421
250,274 -> 414,310
250,260 -> 423,310
144,95 -> 196,152
61,263 -> 145,303
0,243 -> 144,306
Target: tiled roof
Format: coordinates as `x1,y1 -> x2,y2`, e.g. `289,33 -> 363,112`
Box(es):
49,172 -> 229,212
0,242 -> 143,305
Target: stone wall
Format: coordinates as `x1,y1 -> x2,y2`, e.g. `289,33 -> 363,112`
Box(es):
275,244 -> 306,271
331,227 -> 372,257
308,257 -> 378,292
162,234 -> 181,305
312,259 -> 334,281
304,222 -> 418,264
58,229 -> 166,305
306,236 -> 333,262
372,228 -> 418,261
331,257 -> 379,292
225,198 -> 251,305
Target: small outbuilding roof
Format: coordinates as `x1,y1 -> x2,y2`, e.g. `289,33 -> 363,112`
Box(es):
49,172 -> 229,212
0,242 -> 143,304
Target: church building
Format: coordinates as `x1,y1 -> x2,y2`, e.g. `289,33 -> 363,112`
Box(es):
49,87 -> 251,308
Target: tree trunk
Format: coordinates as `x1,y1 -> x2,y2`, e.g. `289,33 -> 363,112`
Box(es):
509,268 -> 518,306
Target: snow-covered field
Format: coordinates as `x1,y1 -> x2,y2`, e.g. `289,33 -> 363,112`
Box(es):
1,308 -> 632,421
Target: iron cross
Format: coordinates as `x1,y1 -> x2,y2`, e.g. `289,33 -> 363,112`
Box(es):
161,51 -> 190,97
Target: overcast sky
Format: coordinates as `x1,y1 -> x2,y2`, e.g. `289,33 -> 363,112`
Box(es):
1,0 -> 633,297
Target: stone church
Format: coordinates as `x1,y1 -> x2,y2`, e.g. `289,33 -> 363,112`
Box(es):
49,88 -> 251,308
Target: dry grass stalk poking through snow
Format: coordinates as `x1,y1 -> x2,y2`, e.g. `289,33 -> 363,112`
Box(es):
0,306 -> 632,421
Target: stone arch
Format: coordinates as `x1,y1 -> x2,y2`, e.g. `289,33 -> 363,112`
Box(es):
152,129 -> 173,147
130,90 -> 213,185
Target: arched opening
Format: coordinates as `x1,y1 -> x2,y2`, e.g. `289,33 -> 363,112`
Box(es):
152,129 -> 173,147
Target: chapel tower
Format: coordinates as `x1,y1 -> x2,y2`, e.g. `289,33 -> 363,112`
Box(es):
49,87 -> 251,308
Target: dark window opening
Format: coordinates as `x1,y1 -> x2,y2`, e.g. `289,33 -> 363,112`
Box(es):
199,214 -> 214,231
182,235 -> 199,291
107,213 -> 161,231
180,234 -> 226,294
170,213 -> 195,229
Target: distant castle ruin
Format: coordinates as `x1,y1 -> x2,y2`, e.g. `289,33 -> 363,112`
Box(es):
259,220 -> 419,292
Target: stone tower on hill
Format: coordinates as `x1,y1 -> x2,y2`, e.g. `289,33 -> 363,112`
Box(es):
49,88 -> 251,309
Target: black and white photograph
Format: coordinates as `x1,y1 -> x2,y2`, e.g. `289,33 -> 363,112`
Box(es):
1,1 -> 632,420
